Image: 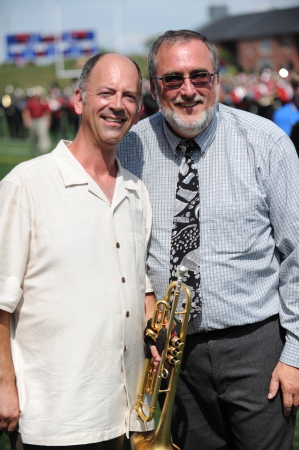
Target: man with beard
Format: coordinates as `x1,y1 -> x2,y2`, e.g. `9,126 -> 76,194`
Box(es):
118,30 -> 299,450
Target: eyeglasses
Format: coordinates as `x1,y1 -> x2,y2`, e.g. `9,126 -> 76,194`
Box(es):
155,71 -> 216,89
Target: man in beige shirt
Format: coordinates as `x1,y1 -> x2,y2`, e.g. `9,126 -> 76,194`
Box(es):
0,53 -> 155,450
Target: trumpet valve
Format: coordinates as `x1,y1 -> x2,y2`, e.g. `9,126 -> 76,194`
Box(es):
171,336 -> 184,352
166,354 -> 179,365
168,346 -> 179,357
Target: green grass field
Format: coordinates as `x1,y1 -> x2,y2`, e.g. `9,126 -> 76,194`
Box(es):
0,139 -> 33,179
0,56 -> 149,96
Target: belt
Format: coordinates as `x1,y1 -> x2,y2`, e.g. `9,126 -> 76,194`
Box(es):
189,314 -> 279,338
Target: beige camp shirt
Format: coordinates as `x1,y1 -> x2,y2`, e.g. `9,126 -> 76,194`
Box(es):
0,140 -> 153,445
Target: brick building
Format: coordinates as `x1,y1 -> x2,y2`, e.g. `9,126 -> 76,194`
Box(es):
198,6 -> 299,73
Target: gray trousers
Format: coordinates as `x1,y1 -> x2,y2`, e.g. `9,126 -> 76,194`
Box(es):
171,315 -> 296,450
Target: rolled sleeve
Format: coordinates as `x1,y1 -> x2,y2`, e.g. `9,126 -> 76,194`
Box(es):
0,179 -> 31,312
145,274 -> 153,294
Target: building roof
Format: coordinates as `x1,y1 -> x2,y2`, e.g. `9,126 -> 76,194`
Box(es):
198,6 -> 299,42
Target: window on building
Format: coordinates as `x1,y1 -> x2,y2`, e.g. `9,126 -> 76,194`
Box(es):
259,40 -> 272,55
280,37 -> 292,53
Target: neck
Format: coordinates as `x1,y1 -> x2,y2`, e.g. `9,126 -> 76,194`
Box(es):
68,133 -> 118,203
69,131 -> 117,176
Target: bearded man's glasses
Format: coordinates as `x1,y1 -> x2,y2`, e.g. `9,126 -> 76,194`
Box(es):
156,71 -> 216,89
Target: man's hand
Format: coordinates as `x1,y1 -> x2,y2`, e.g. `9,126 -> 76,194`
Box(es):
0,381 -> 20,434
0,310 -> 20,434
150,344 -> 162,370
268,361 -> 299,416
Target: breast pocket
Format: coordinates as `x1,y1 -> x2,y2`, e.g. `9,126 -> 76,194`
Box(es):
204,202 -> 259,254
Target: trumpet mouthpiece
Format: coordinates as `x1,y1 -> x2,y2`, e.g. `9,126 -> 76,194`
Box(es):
177,265 -> 188,278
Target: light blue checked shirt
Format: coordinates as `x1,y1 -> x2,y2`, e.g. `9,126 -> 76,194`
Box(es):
118,103 -> 299,367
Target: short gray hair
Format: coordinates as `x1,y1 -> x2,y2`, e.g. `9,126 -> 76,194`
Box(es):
148,30 -> 220,83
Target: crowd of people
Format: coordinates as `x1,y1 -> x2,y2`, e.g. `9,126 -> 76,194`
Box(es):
0,81 -> 80,150
0,67 -> 298,154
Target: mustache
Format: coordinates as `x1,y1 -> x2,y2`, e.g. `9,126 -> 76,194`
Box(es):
173,95 -> 206,105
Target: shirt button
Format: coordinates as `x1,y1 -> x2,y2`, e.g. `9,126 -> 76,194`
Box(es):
122,277 -> 126,283
116,242 -> 120,248
126,311 -> 130,317
124,345 -> 127,351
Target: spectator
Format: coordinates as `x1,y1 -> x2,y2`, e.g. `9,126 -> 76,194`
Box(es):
22,86 -> 51,154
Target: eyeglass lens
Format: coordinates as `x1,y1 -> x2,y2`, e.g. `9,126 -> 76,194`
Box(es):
162,72 -> 213,87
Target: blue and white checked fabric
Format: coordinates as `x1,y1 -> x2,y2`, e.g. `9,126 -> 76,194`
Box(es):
118,103 -> 299,367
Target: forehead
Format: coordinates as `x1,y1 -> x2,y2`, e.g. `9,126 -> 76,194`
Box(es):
156,39 -> 213,74
87,55 -> 140,90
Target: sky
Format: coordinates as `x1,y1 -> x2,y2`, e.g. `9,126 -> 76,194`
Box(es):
0,0 -> 298,64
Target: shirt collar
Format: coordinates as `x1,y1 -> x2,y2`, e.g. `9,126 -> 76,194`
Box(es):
162,104 -> 218,157
52,140 -> 138,193
52,140 -> 89,187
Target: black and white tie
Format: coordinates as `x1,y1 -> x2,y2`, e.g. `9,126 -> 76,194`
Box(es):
169,139 -> 202,321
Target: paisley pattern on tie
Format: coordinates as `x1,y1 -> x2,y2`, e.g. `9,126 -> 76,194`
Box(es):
169,139 -> 202,321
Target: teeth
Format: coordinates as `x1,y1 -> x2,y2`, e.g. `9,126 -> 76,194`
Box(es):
181,102 -> 197,107
105,118 -> 123,123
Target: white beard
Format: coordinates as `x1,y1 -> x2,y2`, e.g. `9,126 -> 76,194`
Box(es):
156,88 -> 219,138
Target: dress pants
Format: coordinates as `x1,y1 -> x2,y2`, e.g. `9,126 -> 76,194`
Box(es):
171,315 -> 296,450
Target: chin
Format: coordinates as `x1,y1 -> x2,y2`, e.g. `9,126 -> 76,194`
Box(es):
161,103 -> 217,137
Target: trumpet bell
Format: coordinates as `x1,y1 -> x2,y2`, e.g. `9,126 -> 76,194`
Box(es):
131,431 -> 154,449
136,434 -> 180,450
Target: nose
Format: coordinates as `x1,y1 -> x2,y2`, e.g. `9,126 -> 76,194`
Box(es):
180,77 -> 197,97
110,93 -> 124,111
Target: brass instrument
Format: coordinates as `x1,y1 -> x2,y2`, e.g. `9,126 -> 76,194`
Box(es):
135,265 -> 192,450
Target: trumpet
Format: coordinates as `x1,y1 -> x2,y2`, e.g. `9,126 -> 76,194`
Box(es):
134,266 -> 192,450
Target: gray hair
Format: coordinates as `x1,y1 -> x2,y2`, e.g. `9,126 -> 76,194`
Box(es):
148,30 -> 220,84
78,53 -> 143,107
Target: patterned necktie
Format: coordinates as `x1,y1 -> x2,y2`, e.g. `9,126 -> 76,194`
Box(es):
169,139 -> 202,321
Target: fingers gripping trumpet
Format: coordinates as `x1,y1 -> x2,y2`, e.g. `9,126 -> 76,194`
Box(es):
134,266 -> 192,450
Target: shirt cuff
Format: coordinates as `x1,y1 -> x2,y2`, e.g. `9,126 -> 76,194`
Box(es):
279,332 -> 299,368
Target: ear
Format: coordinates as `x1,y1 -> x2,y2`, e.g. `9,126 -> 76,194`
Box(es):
134,104 -> 144,125
150,78 -> 157,101
73,88 -> 83,115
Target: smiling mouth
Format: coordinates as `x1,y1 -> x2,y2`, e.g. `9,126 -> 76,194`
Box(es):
179,101 -> 199,108
174,97 -> 205,109
104,117 -> 125,123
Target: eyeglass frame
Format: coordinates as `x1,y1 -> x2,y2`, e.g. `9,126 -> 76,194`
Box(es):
155,71 -> 217,89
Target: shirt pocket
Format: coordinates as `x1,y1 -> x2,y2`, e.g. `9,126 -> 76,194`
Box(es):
204,201 -> 259,254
